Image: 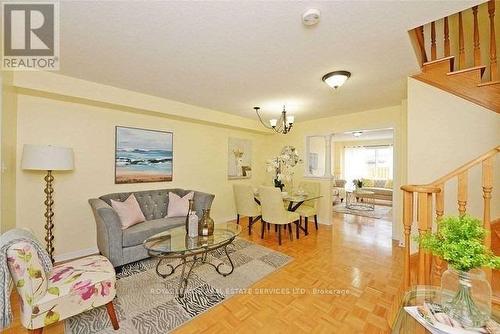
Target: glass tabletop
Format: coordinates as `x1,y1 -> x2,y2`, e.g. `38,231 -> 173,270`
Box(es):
254,192 -> 322,203
143,222 -> 241,255
392,286 -> 500,333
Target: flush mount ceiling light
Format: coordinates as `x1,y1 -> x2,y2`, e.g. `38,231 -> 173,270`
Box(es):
322,70 -> 351,89
254,105 -> 294,134
352,131 -> 363,137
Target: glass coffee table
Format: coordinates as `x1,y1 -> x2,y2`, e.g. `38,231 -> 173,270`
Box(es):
143,222 -> 241,297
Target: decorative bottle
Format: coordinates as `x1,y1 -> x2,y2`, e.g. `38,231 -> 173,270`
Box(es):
198,209 -> 214,236
188,209 -> 199,238
185,199 -> 194,232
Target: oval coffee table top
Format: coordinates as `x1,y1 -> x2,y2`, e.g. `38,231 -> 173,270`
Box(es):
143,222 -> 241,255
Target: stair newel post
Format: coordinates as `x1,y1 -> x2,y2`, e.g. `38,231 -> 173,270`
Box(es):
459,12 -> 466,69
431,21 -> 437,60
473,6 -> 481,66
488,0 -> 497,81
457,171 -> 468,216
443,17 -> 450,58
402,189 -> 414,289
433,184 -> 445,286
415,26 -> 428,65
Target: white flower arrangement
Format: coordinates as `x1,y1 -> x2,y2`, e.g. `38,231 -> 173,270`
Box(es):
266,146 -> 302,189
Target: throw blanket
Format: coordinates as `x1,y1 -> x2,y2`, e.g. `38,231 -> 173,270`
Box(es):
0,228 -> 52,330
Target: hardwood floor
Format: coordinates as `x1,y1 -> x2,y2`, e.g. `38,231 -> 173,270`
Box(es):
6,211 -> 403,333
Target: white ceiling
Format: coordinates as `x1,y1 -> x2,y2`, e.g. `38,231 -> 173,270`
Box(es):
57,1 -> 483,121
333,129 -> 394,142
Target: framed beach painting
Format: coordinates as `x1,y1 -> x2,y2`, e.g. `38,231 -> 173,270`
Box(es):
228,137 -> 252,179
115,126 -> 173,184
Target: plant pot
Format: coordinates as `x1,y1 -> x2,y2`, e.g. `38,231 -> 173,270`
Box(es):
441,268 -> 491,327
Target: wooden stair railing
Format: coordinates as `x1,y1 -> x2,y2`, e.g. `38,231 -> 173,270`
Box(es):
409,0 -> 500,113
401,146 -> 500,290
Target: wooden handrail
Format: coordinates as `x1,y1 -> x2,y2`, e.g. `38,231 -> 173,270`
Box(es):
428,146 -> 499,186
415,26 -> 428,65
401,146 -> 499,290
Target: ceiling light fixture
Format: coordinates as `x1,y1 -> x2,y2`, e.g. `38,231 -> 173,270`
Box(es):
352,131 -> 363,137
254,105 -> 294,134
322,70 -> 351,89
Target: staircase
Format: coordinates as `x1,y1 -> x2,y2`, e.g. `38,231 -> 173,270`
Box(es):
410,0 -> 500,113
400,146 -> 500,301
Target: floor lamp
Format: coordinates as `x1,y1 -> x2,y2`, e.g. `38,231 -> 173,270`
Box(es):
21,144 -> 74,263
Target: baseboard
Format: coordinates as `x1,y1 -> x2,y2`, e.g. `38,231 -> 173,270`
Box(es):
54,247 -> 99,263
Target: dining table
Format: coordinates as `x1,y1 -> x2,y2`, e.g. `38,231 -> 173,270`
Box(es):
254,191 -> 322,236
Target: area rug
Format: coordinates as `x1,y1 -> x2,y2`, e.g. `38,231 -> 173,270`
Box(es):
65,238 -> 292,334
332,203 -> 392,219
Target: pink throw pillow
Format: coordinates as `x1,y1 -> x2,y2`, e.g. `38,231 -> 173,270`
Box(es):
166,192 -> 194,218
110,194 -> 146,230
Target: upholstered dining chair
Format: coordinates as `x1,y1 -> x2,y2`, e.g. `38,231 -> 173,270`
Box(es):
233,183 -> 261,235
295,181 -> 320,233
6,240 -> 119,333
258,186 -> 300,245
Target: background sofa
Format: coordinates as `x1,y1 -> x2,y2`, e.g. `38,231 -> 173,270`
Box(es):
89,188 -> 215,267
361,178 -> 393,202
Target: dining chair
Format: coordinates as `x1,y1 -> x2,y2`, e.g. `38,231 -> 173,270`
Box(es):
258,186 -> 300,245
233,183 -> 261,235
295,181 -> 320,233
6,240 -> 119,333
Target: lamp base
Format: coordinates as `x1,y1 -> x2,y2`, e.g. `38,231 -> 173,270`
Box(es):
44,170 -> 55,263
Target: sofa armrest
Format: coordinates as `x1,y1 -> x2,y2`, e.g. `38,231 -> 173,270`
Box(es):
88,198 -> 123,267
192,191 -> 215,218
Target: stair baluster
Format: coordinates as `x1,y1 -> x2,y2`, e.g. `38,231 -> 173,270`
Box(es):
444,17 -> 450,58
432,185 -> 445,286
431,21 -> 437,61
459,12 -> 466,69
488,0 -> 497,81
473,6 -> 481,66
457,171 -> 468,216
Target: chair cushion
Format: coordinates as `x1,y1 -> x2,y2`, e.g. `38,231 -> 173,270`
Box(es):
122,217 -> 186,247
295,205 -> 317,218
25,255 -> 116,329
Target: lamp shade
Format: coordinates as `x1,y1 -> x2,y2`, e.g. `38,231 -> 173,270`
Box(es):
21,144 -> 74,171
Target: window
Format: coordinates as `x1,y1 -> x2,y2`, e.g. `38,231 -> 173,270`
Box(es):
343,145 -> 393,186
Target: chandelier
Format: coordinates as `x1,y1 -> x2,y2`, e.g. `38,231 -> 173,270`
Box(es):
254,105 -> 295,134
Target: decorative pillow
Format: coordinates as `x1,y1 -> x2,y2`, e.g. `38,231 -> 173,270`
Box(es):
385,179 -> 393,188
111,194 -> 146,230
167,191 -> 194,218
362,178 -> 374,187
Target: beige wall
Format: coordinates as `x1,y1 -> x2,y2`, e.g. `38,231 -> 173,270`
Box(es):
1,72 -> 17,233
407,78 -> 500,221
9,73 -> 272,259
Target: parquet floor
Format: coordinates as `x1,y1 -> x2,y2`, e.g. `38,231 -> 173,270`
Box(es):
6,209 -> 404,334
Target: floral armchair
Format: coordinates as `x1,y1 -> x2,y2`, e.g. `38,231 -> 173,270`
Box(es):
332,179 -> 347,204
6,241 -> 119,333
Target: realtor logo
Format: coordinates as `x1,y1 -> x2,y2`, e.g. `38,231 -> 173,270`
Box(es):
2,2 -> 59,70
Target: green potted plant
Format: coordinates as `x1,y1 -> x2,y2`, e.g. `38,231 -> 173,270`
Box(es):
352,179 -> 363,189
417,215 -> 500,327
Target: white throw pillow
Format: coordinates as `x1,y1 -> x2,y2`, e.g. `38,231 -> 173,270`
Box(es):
166,191 -> 194,218
110,194 -> 146,230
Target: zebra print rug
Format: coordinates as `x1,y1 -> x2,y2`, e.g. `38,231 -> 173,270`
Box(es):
64,238 -> 292,334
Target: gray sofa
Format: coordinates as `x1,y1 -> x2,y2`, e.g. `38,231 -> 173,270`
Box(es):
89,188 -> 215,267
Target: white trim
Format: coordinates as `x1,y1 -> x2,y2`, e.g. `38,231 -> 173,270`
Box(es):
53,247 -> 99,263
